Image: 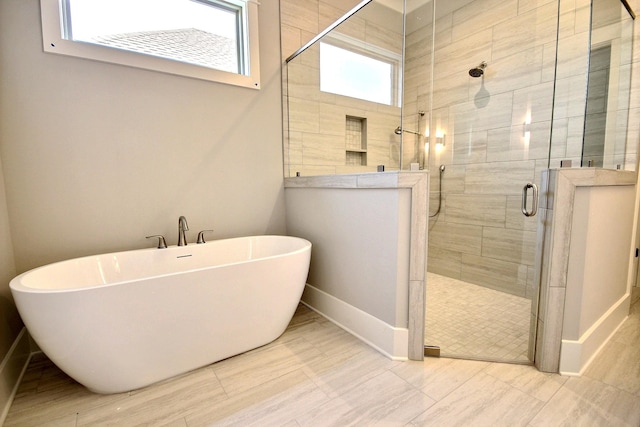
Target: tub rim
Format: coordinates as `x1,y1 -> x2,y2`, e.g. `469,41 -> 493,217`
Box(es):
10,235 -> 311,294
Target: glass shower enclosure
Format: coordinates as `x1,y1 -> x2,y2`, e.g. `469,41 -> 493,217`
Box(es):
284,0 -> 635,364
407,0 -> 634,363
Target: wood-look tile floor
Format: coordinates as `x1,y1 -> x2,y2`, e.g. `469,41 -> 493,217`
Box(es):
5,302 -> 640,426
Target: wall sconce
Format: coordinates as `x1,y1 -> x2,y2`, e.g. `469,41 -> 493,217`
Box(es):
435,132 -> 445,152
523,113 -> 531,147
424,130 -> 430,153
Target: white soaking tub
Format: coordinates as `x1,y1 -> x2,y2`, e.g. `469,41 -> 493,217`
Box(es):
10,235 -> 311,394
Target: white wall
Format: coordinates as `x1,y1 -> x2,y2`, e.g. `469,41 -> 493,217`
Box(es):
0,151 -> 27,424
0,160 -> 18,358
285,187 -> 411,327
0,0 -> 285,415
284,175 -> 417,359
564,186 -> 635,340
0,0 -> 286,274
559,184 -> 635,375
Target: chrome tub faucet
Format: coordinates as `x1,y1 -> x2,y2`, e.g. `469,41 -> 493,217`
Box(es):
178,216 -> 189,246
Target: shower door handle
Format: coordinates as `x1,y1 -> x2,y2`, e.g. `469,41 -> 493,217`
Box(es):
521,183 -> 538,217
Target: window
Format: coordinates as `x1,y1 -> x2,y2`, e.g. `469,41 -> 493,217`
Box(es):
40,0 -> 260,88
319,34 -> 401,106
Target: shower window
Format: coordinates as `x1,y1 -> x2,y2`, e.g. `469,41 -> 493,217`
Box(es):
319,34 -> 401,106
39,0 -> 261,88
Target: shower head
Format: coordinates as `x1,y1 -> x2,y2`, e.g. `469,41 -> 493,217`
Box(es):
394,126 -> 403,135
469,61 -> 487,78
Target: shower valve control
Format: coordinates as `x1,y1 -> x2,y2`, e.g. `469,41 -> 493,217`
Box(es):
146,235 -> 168,249
197,229 -> 214,244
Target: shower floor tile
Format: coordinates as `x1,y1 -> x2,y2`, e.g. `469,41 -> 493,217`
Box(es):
425,272 -> 532,363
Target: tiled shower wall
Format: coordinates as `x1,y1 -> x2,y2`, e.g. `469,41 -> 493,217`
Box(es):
555,0 -> 637,170
409,0 -> 562,298
281,0 -> 640,297
280,0 -> 361,61
406,0 -> 639,298
280,0 -> 361,171
282,1 -> 403,177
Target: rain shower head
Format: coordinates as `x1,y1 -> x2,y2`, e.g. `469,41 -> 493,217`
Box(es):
469,61 -> 487,78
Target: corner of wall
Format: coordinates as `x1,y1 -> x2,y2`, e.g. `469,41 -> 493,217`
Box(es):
302,284 -> 409,360
559,294 -> 629,375
0,328 -> 31,425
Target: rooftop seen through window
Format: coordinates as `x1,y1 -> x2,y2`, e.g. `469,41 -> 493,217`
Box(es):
40,0 -> 260,88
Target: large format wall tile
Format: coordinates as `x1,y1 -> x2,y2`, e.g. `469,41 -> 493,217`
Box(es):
450,131 -> 488,165
461,254 -> 529,296
492,1 -> 560,61
480,46 -> 545,97
444,194 -> 507,227
426,246 -> 462,279
280,0 -> 319,40
465,160 -> 536,194
451,92 -> 515,134
481,226 -> 537,266
428,220 -> 483,256
451,0 -> 518,41
506,195 -> 539,233
433,29 -> 493,85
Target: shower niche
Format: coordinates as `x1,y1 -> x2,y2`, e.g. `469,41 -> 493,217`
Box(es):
345,116 -> 367,166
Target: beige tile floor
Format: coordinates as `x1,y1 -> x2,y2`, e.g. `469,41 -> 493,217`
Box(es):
425,273 -> 532,362
5,301 -> 640,426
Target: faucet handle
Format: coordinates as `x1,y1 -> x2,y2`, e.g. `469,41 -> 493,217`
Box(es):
197,230 -> 214,244
146,235 -> 168,249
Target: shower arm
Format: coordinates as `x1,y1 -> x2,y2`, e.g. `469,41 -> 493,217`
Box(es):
395,126 -> 422,136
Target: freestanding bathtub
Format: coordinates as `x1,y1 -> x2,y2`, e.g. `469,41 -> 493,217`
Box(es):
10,235 -> 311,394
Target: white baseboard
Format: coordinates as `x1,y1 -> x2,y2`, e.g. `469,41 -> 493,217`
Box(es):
302,284 -> 408,360
560,294 -> 630,375
0,327 -> 31,425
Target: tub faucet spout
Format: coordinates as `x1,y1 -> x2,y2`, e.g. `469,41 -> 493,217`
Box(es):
178,216 -> 189,246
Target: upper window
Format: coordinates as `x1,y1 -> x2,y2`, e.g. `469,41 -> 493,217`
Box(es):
40,0 -> 261,88
319,34 -> 401,106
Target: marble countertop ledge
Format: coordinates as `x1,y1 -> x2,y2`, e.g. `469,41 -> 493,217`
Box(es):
552,168 -> 636,187
284,171 -> 429,189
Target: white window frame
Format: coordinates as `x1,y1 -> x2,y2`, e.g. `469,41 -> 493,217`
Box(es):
40,0 -> 261,89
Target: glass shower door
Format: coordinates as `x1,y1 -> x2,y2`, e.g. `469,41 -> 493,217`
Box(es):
408,0 -> 560,363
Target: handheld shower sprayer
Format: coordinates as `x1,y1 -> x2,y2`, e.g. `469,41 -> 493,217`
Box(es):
429,164 -> 446,218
